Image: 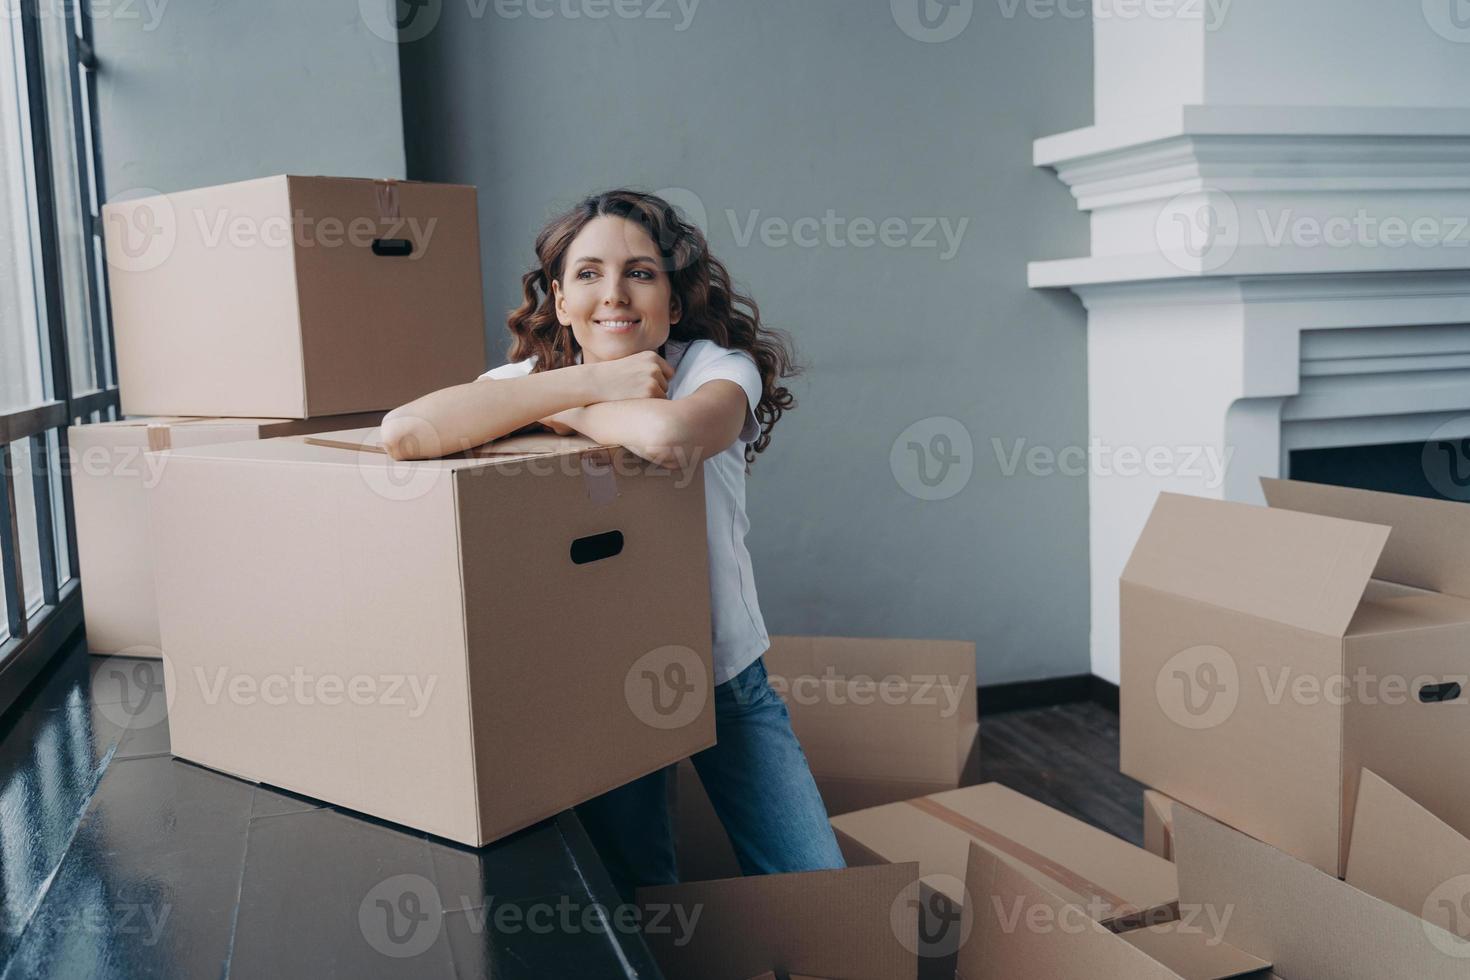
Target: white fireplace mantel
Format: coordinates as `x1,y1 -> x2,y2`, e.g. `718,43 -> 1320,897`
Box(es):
1032,102 -> 1470,682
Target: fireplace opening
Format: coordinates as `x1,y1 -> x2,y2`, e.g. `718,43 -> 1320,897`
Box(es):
1289,438 -> 1470,503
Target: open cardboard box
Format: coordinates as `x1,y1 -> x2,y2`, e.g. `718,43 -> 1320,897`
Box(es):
104,176 -> 486,418
147,426 -> 713,845
958,841 -> 1272,979
1121,478 -> 1470,875
678,635 -> 980,881
69,413 -> 382,656
831,781 -> 1180,970
1173,781 -> 1470,979
637,862 -> 919,980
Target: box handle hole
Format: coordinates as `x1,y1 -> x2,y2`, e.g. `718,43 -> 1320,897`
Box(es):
1420,681 -> 1462,704
371,238 -> 414,257
570,530 -> 623,565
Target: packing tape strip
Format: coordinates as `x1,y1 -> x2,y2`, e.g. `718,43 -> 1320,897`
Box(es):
904,796 -> 1134,914
145,425 -> 172,452
374,178 -> 400,221
581,448 -> 618,505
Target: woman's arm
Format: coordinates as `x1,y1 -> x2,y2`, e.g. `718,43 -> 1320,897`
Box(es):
380,366 -> 598,460
547,380 -> 750,471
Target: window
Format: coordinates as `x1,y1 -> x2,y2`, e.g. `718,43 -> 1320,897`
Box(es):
0,0 -> 115,717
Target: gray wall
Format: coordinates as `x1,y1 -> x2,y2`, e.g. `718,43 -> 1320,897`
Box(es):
435,2 -> 1092,684
93,0 -> 406,196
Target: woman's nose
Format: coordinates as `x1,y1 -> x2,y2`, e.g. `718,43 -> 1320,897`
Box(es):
601,280 -> 630,306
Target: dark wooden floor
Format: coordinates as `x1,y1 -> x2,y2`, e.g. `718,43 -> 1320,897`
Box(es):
0,630 -> 1144,979
976,699 -> 1146,848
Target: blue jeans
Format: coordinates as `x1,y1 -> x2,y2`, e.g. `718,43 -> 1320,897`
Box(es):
575,656 -> 846,900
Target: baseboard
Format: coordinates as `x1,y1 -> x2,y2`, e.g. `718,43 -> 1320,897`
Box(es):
978,673 -> 1119,716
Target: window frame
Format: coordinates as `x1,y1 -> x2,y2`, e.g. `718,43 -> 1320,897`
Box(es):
0,0 -> 117,719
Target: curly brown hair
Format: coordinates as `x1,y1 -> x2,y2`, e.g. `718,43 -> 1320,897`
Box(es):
505,188 -> 801,468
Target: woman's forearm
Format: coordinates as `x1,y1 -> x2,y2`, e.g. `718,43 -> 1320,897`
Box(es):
552,400 -> 695,470
382,365 -> 599,460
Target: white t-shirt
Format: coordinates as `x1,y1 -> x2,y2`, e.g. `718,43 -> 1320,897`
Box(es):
477,338 -> 771,685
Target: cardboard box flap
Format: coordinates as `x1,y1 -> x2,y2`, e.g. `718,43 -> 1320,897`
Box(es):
1263,477 -> 1470,600
1120,924 -> 1273,980
636,863 -> 919,980
1346,769 -> 1470,940
1173,805 -> 1469,979
960,844 -> 1264,980
1122,491 -> 1389,637
832,783 -> 1178,921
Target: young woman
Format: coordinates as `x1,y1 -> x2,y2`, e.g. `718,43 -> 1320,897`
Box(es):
381,189 -> 845,898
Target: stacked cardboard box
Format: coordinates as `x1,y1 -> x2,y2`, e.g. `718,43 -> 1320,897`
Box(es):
83,175 -> 718,849
678,635 -> 980,880
77,174 -> 489,656
146,428 -> 716,846
103,175 -> 487,419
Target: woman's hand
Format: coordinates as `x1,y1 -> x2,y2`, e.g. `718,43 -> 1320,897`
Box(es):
585,350 -> 674,402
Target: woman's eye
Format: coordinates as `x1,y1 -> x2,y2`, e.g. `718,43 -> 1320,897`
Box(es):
576,269 -> 597,280
629,269 -> 653,280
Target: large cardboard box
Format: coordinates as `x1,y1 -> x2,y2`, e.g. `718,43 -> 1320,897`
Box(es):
147,427 -> 714,845
677,635 -> 980,880
1174,801 -> 1468,979
636,862 -> 920,980
831,783 -> 1178,927
958,842 -> 1272,980
1121,478 -> 1470,876
69,414 -> 382,656
104,176 -> 486,418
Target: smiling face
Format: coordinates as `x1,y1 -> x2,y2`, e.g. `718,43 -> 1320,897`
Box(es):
552,215 -> 681,364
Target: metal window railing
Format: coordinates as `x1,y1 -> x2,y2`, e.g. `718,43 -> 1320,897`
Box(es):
1,0 -> 117,719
